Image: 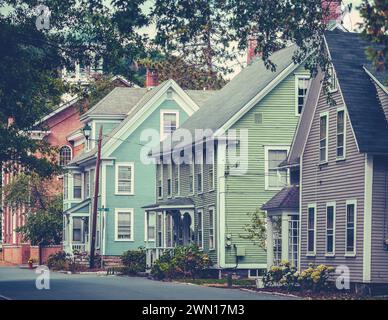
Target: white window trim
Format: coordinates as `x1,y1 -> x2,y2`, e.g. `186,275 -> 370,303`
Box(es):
158,164 -> 163,199
84,170 -> 90,199
59,144 -> 73,166
114,208 -> 134,242
248,269 -> 260,279
160,109 -> 179,141
295,74 -> 310,116
175,163 -> 180,196
209,206 -> 216,251
197,208 -> 204,250
73,172 -> 83,200
115,162 -> 135,195
345,199 -> 357,256
319,112 -> 329,164
209,149 -> 215,191
197,159 -> 204,194
189,162 -> 195,195
167,163 -> 172,198
306,203 -> 317,257
145,211 -> 156,242
325,202 -> 336,257
264,146 -> 290,191
336,107 -> 347,161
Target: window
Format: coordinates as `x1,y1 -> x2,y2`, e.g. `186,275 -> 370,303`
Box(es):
346,200 -> 357,255
158,164 -> 163,199
115,209 -> 133,241
326,203 -> 336,255
319,113 -> 329,163
156,213 -> 163,247
84,171 -> 90,198
161,110 -> 179,140
174,164 -> 180,196
209,148 -> 215,190
336,108 -> 346,159
197,210 -> 203,249
189,162 -> 194,194
165,214 -> 173,247
90,169 -> 95,198
59,145 -> 72,166
72,217 -> 82,242
328,65 -> 338,92
64,174 -> 68,200
167,164 -> 172,197
307,204 -> 316,255
197,162 -> 203,193
115,163 -> 134,195
73,173 -> 82,199
296,75 -> 310,115
209,207 -> 215,250
265,147 -> 289,190
146,212 -> 156,241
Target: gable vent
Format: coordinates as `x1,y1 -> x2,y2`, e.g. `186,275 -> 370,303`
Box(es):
254,113 -> 263,125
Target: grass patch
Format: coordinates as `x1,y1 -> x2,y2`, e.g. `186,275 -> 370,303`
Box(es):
174,278 -> 256,287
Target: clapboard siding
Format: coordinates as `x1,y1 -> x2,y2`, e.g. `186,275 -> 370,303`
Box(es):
156,147 -> 218,262
371,156 -> 388,283
224,68 -> 306,266
301,88 -> 365,282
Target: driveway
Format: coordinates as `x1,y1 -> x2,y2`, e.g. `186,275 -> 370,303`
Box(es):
0,266 -> 295,300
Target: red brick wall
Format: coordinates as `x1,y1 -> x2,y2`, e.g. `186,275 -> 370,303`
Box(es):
30,245 -> 62,264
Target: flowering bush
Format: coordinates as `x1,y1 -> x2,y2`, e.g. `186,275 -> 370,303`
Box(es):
151,245 -> 213,280
298,263 -> 335,291
263,261 -> 335,292
263,261 -> 299,291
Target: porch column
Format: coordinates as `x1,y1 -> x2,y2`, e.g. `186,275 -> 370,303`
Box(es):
281,215 -> 290,262
266,216 -> 274,270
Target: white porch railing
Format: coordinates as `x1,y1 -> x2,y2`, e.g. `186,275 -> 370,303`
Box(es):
71,243 -> 88,253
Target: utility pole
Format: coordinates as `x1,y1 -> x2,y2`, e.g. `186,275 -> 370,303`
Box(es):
89,126 -> 103,269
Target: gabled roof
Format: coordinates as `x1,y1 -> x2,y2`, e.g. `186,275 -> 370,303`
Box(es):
82,87 -> 148,119
68,80 -> 214,166
324,30 -> 388,154
261,186 -> 299,211
177,44 -> 300,137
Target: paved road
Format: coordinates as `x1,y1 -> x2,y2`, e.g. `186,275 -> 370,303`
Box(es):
0,267 -> 294,300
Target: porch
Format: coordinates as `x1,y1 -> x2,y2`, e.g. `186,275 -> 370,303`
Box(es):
143,198 -> 196,267
63,199 -> 92,255
262,186 -> 300,268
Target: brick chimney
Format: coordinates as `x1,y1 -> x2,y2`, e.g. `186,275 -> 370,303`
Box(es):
321,0 -> 342,25
247,38 -> 259,65
145,68 -> 159,88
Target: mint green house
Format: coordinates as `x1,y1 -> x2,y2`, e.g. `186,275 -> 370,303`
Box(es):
144,45 -> 310,276
62,80 -> 214,264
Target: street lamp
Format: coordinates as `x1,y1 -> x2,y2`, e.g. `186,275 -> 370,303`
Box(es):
82,123 -> 92,141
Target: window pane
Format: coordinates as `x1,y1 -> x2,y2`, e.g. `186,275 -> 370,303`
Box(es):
320,116 -> 327,140
308,208 -> 315,229
327,206 -> 334,229
308,230 -> 314,252
118,166 -> 132,193
163,113 -> 177,135
117,212 -> 131,239
59,146 -> 72,166
346,204 -> 355,252
73,173 -> 82,199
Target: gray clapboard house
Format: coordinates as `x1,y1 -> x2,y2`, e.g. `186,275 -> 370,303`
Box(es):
263,30 -> 388,289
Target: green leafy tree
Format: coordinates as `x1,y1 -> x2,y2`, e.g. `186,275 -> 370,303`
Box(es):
3,173 -> 63,264
358,0 -> 387,76
0,0 -> 149,175
151,0 -> 237,89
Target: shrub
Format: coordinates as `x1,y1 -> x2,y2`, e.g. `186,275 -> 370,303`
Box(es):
151,245 -> 213,280
298,263 -> 335,292
120,247 -> 146,274
47,251 -> 72,270
263,261 -> 335,292
263,261 -> 298,291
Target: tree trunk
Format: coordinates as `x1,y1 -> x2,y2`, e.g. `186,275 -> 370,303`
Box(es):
38,242 -> 43,265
